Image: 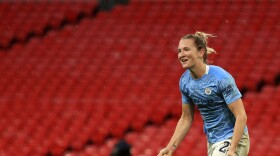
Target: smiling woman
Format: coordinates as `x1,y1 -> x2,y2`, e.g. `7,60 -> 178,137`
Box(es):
158,32 -> 250,156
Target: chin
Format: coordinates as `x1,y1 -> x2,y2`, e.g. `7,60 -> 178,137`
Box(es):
182,63 -> 194,69
182,65 -> 189,69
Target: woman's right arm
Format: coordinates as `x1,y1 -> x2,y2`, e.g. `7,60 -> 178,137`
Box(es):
157,103 -> 195,156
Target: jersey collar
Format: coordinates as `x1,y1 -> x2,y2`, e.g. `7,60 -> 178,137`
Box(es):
205,65 -> 209,74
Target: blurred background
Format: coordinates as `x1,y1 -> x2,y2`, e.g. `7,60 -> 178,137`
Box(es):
0,0 -> 279,155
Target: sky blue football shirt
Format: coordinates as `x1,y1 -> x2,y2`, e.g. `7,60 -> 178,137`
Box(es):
179,65 -> 248,143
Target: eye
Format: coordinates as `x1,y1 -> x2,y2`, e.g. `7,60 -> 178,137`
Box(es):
183,47 -> 190,51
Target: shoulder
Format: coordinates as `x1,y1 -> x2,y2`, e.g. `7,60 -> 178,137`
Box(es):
179,70 -> 190,88
208,65 -> 233,80
180,70 -> 190,82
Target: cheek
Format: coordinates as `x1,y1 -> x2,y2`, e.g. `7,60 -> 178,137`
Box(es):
190,51 -> 200,58
185,52 -> 193,58
177,53 -> 182,59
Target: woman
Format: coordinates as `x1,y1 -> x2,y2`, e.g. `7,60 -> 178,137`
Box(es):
157,32 -> 250,156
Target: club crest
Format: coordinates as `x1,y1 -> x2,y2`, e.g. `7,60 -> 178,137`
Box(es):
204,87 -> 212,95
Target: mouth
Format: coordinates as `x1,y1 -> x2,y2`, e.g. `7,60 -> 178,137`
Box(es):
181,58 -> 188,63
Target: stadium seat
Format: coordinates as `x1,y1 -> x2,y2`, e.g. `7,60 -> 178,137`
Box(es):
0,0 -> 279,156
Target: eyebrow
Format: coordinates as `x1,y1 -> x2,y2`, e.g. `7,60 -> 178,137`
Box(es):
178,47 -> 190,51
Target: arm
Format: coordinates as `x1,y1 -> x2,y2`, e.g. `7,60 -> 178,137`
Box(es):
227,98 -> 247,155
157,103 -> 195,156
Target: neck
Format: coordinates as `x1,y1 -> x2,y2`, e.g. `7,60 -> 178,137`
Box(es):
189,63 -> 207,79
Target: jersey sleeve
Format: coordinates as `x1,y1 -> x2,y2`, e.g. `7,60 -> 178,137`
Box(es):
179,77 -> 191,104
219,76 -> 242,105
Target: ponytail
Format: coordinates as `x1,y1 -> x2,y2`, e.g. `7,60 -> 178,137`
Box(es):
194,31 -> 216,55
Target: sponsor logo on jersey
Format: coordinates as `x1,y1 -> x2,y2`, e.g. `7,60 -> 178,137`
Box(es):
221,85 -> 233,97
192,98 -> 214,104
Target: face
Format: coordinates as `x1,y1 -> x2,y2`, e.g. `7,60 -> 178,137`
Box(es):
177,39 -> 204,69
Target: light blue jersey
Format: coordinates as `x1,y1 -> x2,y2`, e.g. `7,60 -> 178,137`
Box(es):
179,65 -> 248,143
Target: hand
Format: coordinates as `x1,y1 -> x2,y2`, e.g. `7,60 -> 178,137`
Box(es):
226,150 -> 235,156
157,147 -> 173,156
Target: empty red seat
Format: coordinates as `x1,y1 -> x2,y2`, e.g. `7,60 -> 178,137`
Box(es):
0,1 -> 279,156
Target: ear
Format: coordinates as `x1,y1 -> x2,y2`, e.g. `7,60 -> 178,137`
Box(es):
199,49 -> 205,57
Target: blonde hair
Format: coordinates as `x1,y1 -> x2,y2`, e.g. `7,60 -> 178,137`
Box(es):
182,31 -> 216,64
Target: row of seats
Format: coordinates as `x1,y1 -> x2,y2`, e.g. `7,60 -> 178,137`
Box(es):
0,1 -> 97,48
0,0 -> 279,155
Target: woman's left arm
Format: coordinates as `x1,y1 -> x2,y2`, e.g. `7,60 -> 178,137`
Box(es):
227,98 -> 247,155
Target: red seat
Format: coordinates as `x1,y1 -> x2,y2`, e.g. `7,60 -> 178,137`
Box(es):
0,1 -> 279,156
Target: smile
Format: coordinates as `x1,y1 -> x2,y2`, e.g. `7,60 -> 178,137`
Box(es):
181,58 -> 188,62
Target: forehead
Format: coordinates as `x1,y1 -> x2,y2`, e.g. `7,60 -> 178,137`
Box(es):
178,39 -> 195,49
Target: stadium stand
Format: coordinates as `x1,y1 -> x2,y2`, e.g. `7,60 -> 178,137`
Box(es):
0,1 -> 97,49
0,0 -> 279,156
